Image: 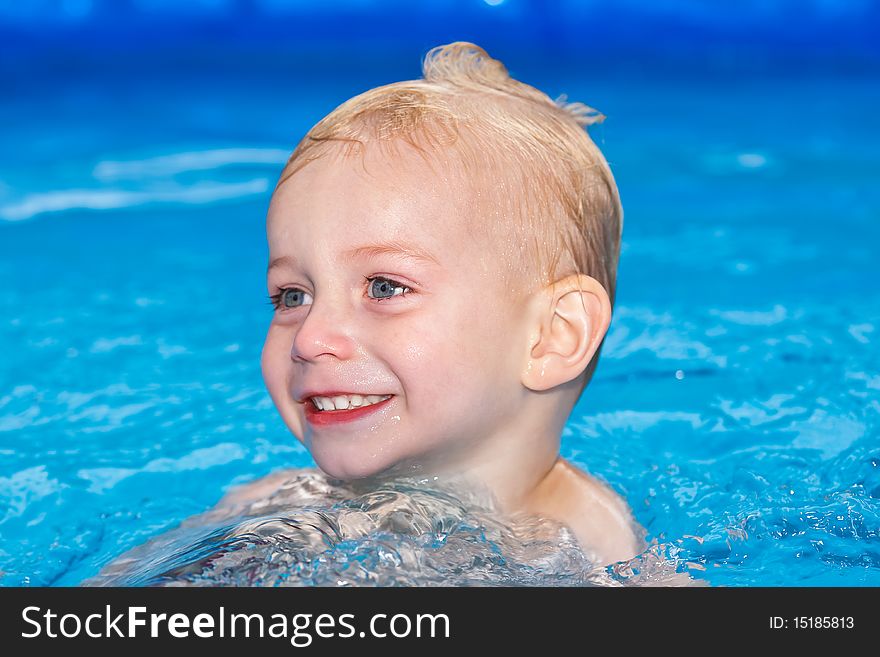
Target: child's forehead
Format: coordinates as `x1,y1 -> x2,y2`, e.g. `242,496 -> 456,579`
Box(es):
268,136 -> 540,292
271,138 -> 509,226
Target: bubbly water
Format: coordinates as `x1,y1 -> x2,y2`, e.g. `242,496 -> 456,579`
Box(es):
1,27 -> 879,586
83,470 -> 671,587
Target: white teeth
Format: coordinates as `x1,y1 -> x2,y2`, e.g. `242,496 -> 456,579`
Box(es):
310,394 -> 391,411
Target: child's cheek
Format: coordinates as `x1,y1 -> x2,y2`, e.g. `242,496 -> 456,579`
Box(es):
402,312 -> 478,399
260,325 -> 286,386
261,326 -> 304,440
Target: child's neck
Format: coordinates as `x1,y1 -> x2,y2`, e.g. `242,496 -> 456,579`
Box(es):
383,434 -> 564,516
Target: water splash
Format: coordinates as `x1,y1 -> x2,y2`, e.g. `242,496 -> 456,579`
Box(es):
83,470 -> 690,587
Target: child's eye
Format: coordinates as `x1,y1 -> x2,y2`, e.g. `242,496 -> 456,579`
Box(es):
268,287 -> 312,311
267,277 -> 412,312
365,276 -> 412,302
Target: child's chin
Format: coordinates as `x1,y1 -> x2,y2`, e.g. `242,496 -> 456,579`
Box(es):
312,455 -> 389,482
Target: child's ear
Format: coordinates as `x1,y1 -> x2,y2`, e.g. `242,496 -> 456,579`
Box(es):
522,273 -> 612,392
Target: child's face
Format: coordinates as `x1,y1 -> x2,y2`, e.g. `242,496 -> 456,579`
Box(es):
262,142 -> 535,481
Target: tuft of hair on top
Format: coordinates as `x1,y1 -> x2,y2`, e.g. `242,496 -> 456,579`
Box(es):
276,41 -> 623,394
421,41 -> 607,127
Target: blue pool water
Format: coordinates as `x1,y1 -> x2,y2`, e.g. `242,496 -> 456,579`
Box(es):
2,33 -> 879,584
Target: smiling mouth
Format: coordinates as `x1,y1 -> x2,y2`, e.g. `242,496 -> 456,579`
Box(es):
309,394 -> 394,412
304,394 -> 395,427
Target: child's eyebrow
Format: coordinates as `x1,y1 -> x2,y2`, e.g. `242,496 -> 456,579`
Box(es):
342,241 -> 440,266
267,241 -> 439,274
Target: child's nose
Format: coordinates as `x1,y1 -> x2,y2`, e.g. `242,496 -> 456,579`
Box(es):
290,298 -> 356,363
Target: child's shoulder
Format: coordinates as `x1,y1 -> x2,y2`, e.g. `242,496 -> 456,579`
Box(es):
530,458 -> 647,566
172,467 -> 323,531
87,468 -> 319,584
217,467 -> 317,507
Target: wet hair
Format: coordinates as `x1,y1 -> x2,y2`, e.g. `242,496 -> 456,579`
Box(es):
275,41 -> 623,392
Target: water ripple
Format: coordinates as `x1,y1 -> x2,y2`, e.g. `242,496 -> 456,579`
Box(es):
83,471 -> 691,587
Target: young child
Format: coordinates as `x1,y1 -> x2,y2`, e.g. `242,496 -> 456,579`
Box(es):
240,40 -> 645,569
94,41 -> 656,583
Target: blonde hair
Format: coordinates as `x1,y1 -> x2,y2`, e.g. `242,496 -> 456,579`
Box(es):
276,41 -> 623,391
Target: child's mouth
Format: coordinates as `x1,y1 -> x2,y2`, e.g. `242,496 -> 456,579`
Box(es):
304,394 -> 394,427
